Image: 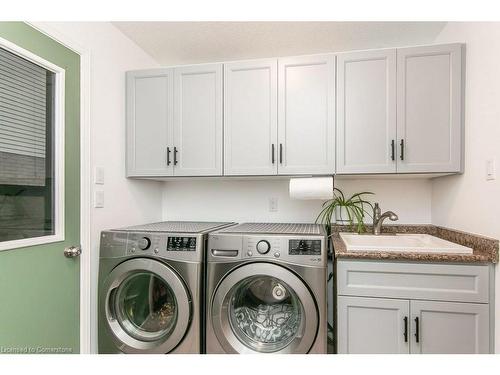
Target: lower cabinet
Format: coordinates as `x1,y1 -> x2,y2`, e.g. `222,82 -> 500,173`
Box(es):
336,260 -> 492,354
338,296 -> 409,354
338,296 -> 489,354
410,300 -> 489,354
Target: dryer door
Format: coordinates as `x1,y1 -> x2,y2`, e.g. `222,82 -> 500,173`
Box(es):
102,258 -> 191,353
211,262 -> 318,353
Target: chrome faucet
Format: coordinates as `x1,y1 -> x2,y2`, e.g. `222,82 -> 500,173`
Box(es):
372,203 -> 398,235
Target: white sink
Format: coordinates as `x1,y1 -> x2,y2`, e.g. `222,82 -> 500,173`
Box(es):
339,233 -> 473,254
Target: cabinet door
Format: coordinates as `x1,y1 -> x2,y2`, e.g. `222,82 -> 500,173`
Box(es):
173,64 -> 223,176
278,54 -> 335,175
337,296 -> 410,354
336,49 -> 397,174
410,300 -> 489,354
126,69 -> 173,176
224,59 -> 278,175
397,44 -> 464,173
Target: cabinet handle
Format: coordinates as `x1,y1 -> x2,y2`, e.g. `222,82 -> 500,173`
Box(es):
414,317 -> 420,343
400,139 -> 405,161
166,147 -> 171,165
174,147 -> 178,165
391,140 -> 395,161
403,316 -> 408,342
279,143 -> 283,164
272,144 -> 275,164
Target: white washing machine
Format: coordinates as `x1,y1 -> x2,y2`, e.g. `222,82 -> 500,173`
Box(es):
206,223 -> 328,354
98,221 -> 234,354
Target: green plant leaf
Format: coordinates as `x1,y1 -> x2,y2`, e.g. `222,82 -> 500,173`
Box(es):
316,188 -> 374,232
334,187 -> 346,202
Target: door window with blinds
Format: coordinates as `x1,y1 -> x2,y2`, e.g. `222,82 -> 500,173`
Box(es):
0,43 -> 64,248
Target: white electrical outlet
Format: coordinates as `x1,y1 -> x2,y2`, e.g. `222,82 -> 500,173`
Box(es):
486,159 -> 496,181
269,197 -> 278,212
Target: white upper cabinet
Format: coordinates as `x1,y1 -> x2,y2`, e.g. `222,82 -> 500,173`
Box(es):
277,54 -> 336,175
336,49 -> 397,174
126,43 -> 465,179
173,64 -> 223,176
397,43 -> 464,173
126,69 -> 174,177
224,59 -> 278,175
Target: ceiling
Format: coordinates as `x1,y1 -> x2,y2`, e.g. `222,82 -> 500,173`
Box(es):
113,22 -> 447,66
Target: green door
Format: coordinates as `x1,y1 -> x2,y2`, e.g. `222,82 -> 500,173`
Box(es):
0,22 -> 80,353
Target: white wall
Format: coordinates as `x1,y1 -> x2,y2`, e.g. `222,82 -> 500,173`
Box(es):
431,22 -> 500,352
33,22 -> 164,353
162,178 -> 432,224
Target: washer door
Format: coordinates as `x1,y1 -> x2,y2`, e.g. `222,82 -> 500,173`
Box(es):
211,263 -> 318,353
103,258 -> 191,353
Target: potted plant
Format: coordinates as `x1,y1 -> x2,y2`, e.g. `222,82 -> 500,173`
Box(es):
315,188 -> 374,235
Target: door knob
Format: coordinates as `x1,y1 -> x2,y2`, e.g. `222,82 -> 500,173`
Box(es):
64,245 -> 82,258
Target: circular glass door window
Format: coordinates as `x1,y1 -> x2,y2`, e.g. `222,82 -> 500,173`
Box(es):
228,275 -> 303,352
114,272 -> 178,342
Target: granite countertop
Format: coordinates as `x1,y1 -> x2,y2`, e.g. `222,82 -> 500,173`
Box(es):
332,224 -> 499,264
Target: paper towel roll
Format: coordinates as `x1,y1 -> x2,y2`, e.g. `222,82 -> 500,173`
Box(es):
289,177 -> 334,200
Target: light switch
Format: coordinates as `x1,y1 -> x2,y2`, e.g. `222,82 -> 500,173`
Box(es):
94,167 -> 104,185
486,159 -> 496,181
94,190 -> 104,208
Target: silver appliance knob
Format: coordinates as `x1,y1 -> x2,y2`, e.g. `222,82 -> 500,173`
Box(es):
247,251 -> 253,257
256,240 -> 270,254
274,252 -> 280,258
138,237 -> 151,250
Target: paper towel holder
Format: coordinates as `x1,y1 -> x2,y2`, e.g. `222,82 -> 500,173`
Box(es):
289,176 -> 334,200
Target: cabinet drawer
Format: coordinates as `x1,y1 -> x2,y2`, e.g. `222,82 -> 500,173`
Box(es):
337,260 -> 489,303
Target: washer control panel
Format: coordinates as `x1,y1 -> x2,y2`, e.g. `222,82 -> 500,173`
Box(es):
289,239 -> 322,256
117,232 -> 203,262
167,236 -> 197,251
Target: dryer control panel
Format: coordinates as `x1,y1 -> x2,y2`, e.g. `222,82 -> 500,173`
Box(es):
289,239 -> 322,256
208,234 -> 326,267
244,236 -> 325,266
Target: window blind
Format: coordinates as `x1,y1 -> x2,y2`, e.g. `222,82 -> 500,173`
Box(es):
0,47 -> 47,159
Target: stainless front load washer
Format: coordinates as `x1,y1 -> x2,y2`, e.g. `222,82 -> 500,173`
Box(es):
98,221 -> 235,354
206,223 -> 327,354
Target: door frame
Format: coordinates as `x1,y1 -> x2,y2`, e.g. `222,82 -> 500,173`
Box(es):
28,22 -> 92,354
